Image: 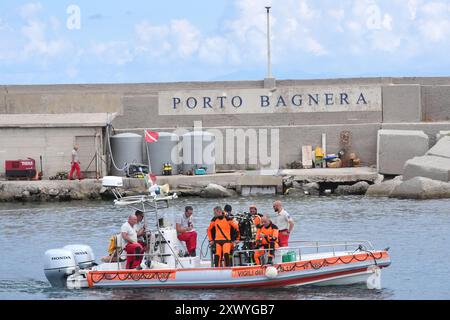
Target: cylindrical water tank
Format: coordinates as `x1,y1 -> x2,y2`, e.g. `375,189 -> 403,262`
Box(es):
147,132 -> 180,176
182,132 -> 216,174
110,133 -> 143,176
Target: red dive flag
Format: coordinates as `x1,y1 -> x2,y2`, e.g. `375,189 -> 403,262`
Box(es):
145,130 -> 159,143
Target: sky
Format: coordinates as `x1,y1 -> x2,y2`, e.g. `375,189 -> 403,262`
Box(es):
1,0 -> 450,85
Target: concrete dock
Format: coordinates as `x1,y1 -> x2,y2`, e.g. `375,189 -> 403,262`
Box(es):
279,167 -> 379,183
0,167 -> 381,202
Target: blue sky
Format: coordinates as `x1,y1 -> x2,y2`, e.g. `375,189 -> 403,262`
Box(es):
1,0 -> 450,85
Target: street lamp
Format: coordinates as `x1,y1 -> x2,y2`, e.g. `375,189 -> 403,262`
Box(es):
264,7 -> 276,89
265,6 -> 272,79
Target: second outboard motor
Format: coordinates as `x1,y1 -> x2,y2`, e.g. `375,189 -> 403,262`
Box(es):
63,245 -> 96,269
44,249 -> 77,288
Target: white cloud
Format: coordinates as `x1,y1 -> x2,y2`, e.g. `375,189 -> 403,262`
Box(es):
407,0 -> 421,20
19,2 -> 71,58
418,1 -> 450,42
382,14 -> 393,31
421,1 -> 449,15
0,18 -> 10,31
305,37 -> 328,56
92,41 -> 134,65
20,2 -> 43,19
170,20 -> 201,59
198,36 -> 228,64
4,0 -> 450,84
419,19 -> 450,42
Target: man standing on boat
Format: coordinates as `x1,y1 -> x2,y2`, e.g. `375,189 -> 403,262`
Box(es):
254,215 -> 279,265
224,204 -> 233,217
121,215 -> 145,269
176,206 -> 197,257
135,210 -> 148,249
273,201 -> 294,247
249,205 -> 263,227
208,206 -> 240,267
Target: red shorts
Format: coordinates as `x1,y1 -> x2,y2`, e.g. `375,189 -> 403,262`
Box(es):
124,243 -> 144,269
278,230 -> 290,247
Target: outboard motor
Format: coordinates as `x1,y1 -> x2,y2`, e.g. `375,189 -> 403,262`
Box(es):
44,249 -> 77,287
63,245 -> 96,269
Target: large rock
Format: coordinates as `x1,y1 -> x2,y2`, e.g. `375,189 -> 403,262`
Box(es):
377,130 -> 429,175
334,181 -> 370,196
390,177 -> 450,199
0,180 -> 103,202
426,136 -> 450,159
284,188 -> 307,197
302,182 -> 320,196
436,131 -> 450,142
285,181 -> 319,196
200,184 -> 234,198
366,176 -> 403,197
403,156 -> 450,182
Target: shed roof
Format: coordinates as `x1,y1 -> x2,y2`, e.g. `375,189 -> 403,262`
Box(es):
0,113 -> 118,128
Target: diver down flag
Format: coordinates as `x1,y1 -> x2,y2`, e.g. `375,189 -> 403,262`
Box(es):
145,130 -> 159,143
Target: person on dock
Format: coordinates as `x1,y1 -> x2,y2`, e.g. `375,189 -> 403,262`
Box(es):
273,200 -> 294,247
176,206 -> 198,257
121,215 -> 145,269
69,144 -> 81,180
208,206 -> 240,267
254,215 -> 279,265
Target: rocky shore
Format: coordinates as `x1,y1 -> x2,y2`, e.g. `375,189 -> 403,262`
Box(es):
0,179 -> 240,202
1,169 -> 450,203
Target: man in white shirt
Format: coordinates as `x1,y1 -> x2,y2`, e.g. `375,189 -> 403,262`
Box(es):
176,206 -> 197,257
273,200 -> 295,247
121,215 -> 144,269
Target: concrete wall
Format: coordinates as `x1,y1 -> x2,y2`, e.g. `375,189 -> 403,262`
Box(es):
113,93 -> 382,129
0,127 -> 104,178
381,122 -> 450,148
422,86 -> 450,122
117,123 -> 380,170
382,85 -> 422,123
1,77 -> 450,172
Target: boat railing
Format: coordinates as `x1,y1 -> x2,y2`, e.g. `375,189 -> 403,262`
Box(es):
200,239 -> 375,266
111,239 -> 375,270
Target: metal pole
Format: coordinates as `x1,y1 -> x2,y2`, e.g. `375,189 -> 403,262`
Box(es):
265,6 -> 272,78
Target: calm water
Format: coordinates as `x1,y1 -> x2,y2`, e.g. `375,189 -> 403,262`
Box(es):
0,196 -> 449,300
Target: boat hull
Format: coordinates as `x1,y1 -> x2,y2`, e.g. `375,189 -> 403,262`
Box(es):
79,251 -> 390,290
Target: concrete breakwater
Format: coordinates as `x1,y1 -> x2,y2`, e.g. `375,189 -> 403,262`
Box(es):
0,168 -> 373,202
3,167 -> 449,202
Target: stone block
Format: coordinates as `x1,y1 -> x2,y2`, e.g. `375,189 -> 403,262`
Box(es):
427,136 -> 450,159
366,176 -> 403,197
390,176 -> 450,199
382,85 -> 422,123
403,155 -> 450,182
377,130 -> 429,175
436,131 -> 450,142
334,181 -> 370,195
200,184 -> 234,198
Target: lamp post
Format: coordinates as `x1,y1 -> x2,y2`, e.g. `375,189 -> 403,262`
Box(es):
264,6 -> 276,88
265,6 -> 272,79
